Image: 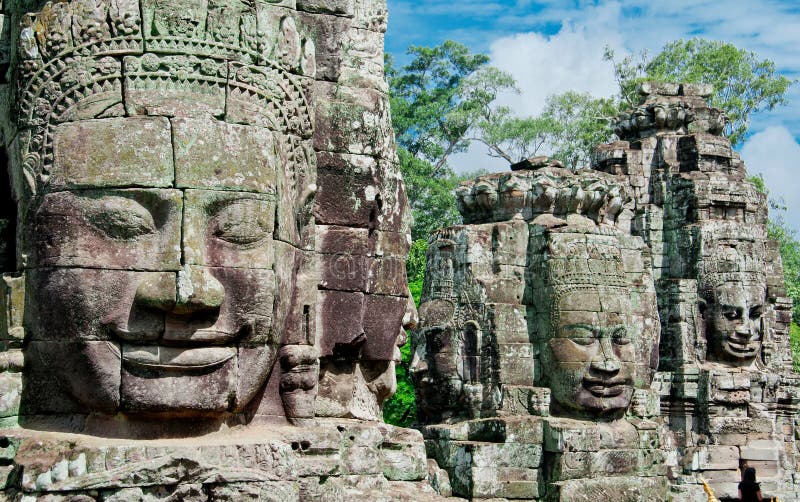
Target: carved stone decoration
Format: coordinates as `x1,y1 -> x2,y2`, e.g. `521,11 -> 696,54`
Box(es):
528,225 -> 661,421
8,0 -> 319,431
413,168 -> 673,500
416,84 -> 799,501
0,0 -> 436,499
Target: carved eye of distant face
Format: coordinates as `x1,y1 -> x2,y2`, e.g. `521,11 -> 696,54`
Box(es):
721,307 -> 742,321
83,196 -> 157,240
210,199 -> 271,247
749,305 -> 763,320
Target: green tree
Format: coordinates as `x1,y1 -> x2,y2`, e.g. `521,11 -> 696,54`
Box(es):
606,38 -> 794,146
749,175 -> 800,324
474,107 -> 559,163
541,92 -> 617,169
388,41 -> 516,173
477,92 -> 617,169
397,148 -> 461,241
388,41 -> 515,241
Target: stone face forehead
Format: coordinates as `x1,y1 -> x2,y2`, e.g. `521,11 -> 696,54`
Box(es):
11,0 -> 315,200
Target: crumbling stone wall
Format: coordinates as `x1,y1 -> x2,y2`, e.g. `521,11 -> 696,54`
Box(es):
412,167 -> 674,500
595,82 -> 799,501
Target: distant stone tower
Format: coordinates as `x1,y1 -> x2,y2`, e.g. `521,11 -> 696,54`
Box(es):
413,83 -> 799,501
412,166 -> 674,500
594,82 -> 799,500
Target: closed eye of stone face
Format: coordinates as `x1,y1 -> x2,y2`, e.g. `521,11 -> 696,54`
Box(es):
611,327 -> 631,345
209,199 -> 271,247
82,196 -> 157,240
561,324 -> 596,345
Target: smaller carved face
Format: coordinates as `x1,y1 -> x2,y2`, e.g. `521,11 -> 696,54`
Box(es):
704,281 -> 765,364
540,289 -> 636,418
410,326 -> 464,420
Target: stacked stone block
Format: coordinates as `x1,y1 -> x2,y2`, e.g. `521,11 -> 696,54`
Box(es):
413,168 -> 675,500
0,0 -> 435,500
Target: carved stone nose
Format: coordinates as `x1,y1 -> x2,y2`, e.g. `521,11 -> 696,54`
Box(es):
134,266 -> 224,315
592,358 -> 621,374
175,265 -> 225,314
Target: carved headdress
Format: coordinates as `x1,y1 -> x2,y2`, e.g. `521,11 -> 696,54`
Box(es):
10,0 -> 315,198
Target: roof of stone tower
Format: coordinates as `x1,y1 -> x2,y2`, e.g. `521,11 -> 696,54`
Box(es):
455,165 -> 634,229
613,81 -> 727,141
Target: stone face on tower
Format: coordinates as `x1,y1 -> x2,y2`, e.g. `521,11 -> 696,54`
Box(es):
0,1 -> 437,500
597,83 -> 799,501
414,83 -> 798,501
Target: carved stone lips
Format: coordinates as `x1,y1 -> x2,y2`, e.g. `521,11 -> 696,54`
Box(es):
122,345 -> 236,370
726,337 -> 759,354
108,323 -> 238,344
583,378 -> 630,397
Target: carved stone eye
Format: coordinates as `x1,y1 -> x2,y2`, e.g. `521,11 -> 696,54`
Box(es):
723,308 -> 742,321
211,199 -> 270,247
83,196 -> 157,240
612,328 -> 631,345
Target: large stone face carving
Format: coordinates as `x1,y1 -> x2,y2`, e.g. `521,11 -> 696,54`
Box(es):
413,168 -> 672,500
595,83 -> 799,500
0,0 -> 436,500
698,248 -> 767,366
529,228 -> 658,420
8,0 -> 318,429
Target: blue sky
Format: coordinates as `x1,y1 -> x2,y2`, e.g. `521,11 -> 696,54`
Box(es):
385,0 -> 800,233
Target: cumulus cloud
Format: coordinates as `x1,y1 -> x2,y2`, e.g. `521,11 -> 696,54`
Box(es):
449,3 -> 627,174
740,126 -> 800,233
489,2 -> 624,117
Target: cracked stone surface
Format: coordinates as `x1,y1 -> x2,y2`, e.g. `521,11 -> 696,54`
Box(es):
0,0 -> 432,499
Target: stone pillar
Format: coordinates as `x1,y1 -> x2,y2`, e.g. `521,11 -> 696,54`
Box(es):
593,82 -> 799,500
413,167 -> 675,500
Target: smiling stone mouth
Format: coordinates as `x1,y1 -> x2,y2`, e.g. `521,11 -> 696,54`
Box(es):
583,379 -> 630,397
122,345 -> 236,370
726,338 -> 759,353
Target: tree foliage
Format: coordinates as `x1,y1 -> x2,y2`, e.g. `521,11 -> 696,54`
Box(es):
541,92 -> 617,169
606,38 -> 794,146
397,147 -> 461,241
477,92 -> 616,169
387,41 -> 515,174
388,41 -> 515,242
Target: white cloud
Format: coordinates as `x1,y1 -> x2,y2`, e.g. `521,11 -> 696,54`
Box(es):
450,3 -> 627,174
740,126 -> 800,234
489,3 -> 624,117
